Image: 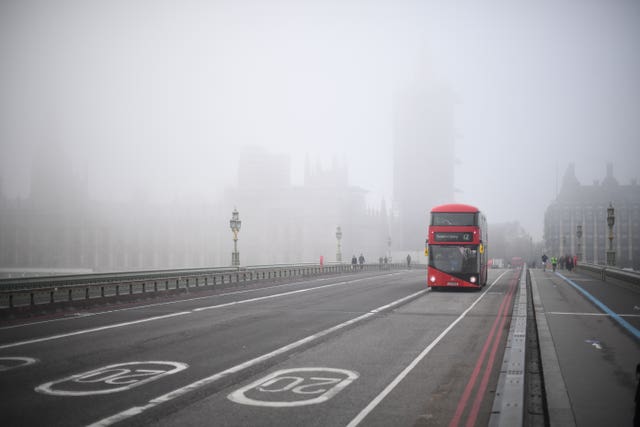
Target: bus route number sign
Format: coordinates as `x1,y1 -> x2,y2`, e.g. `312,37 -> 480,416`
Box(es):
433,232 -> 473,242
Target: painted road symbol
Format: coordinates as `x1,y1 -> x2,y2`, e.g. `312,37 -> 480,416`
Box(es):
585,339 -> 602,350
228,367 -> 359,407
0,357 -> 37,372
35,361 -> 188,396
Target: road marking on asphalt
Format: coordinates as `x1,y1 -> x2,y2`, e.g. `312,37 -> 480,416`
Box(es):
36,361 -> 188,396
556,272 -> 640,341
86,288 -> 427,427
346,271 -> 510,427
0,274 -> 400,350
0,312 -> 191,350
0,356 -> 38,372
228,367 -> 359,407
548,312 -> 640,318
585,340 -> 602,350
0,274 -> 351,330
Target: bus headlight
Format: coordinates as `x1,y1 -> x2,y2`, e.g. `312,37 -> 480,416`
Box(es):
430,276 -> 436,283
470,276 -> 477,284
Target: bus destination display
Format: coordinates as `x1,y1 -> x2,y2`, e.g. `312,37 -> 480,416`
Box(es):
433,232 -> 473,242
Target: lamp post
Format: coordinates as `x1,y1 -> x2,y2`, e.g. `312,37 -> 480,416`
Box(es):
606,203 -> 615,266
576,224 -> 582,262
387,236 -> 392,262
230,208 -> 241,267
336,226 -> 342,262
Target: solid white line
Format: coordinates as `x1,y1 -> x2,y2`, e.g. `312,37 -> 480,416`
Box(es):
0,275 -> 342,330
0,274 -> 401,349
192,277 -> 370,312
0,312 -> 191,350
345,271 -> 509,427
86,288 -> 429,427
547,311 -> 640,318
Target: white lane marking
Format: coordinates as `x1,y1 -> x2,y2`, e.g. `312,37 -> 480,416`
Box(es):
0,312 -> 190,350
346,271 -> 509,427
0,274 -> 400,350
228,367 -> 359,407
36,361 -> 188,396
585,339 -> 602,350
0,274 -> 344,330
192,277 -> 373,312
0,356 -> 38,372
0,272 -> 403,331
86,289 -> 428,427
547,312 -> 640,318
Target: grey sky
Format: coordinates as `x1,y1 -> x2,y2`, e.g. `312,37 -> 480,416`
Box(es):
1,0 -> 639,241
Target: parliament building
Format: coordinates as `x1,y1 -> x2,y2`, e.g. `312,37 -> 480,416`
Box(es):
543,163 -> 640,270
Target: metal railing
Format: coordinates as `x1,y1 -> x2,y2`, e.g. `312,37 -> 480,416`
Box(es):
0,262 -> 419,313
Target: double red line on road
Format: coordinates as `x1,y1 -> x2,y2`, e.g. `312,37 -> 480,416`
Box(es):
449,269 -> 520,427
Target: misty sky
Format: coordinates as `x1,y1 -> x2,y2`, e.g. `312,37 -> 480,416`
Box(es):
1,0 -> 639,241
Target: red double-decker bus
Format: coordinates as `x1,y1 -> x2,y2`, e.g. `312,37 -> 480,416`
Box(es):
425,203 -> 488,290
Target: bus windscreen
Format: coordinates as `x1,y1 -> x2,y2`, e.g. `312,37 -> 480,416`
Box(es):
429,245 -> 479,274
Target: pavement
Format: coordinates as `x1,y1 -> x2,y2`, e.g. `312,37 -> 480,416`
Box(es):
529,266 -> 640,427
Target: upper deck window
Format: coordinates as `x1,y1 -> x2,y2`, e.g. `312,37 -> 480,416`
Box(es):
431,212 -> 477,226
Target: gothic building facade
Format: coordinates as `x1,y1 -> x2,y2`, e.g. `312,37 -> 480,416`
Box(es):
543,163 -> 640,270
0,146 -> 390,274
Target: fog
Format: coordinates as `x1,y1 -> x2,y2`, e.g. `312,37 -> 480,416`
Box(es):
1,1 -> 639,269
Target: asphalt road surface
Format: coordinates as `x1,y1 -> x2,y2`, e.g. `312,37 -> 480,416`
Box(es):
0,268 -> 520,427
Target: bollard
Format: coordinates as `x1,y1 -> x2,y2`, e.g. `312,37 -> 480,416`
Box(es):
85,287 -> 90,300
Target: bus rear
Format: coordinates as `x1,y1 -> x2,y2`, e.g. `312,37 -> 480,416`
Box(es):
426,204 -> 488,290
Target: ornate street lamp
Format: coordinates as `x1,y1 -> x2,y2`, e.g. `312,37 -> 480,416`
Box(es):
335,226 -> 343,262
606,203 -> 615,266
230,208 -> 241,267
576,224 -> 583,262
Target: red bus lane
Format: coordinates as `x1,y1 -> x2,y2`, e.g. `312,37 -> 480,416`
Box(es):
449,269 -> 519,427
